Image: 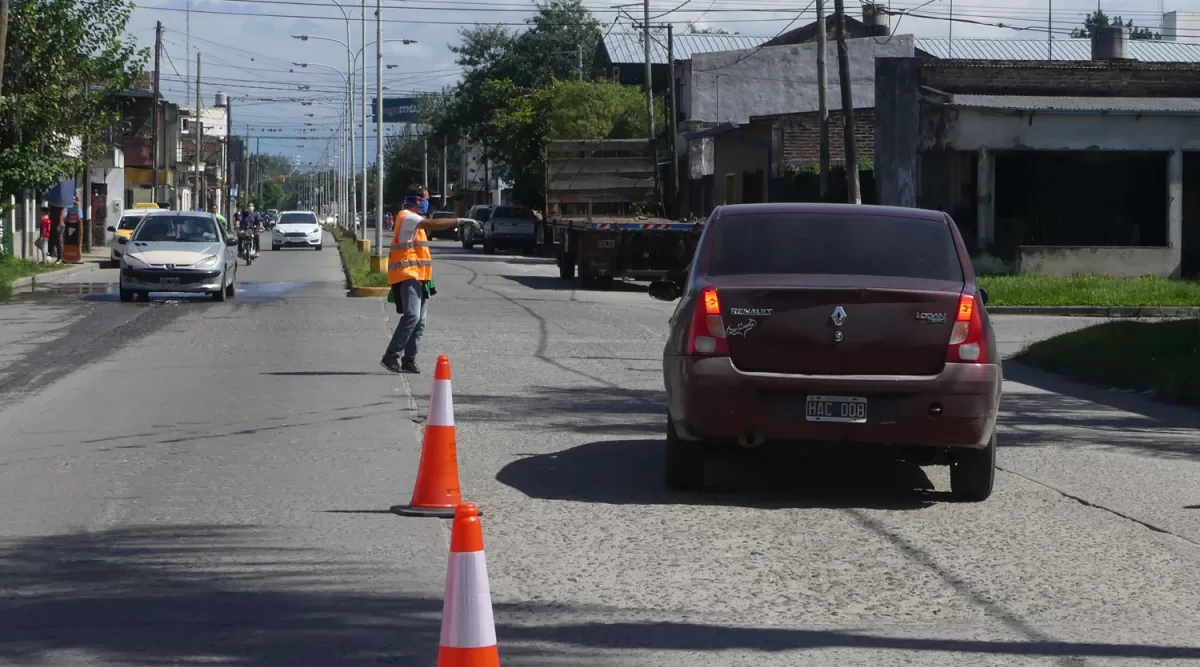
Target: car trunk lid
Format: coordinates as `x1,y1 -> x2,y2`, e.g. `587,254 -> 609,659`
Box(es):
715,275 -> 963,376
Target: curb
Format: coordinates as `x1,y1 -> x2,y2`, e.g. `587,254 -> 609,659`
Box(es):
351,286 -> 390,297
988,306 -> 1200,317
7,262 -> 98,290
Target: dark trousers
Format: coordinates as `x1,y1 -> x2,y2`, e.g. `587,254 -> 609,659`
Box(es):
47,225 -> 61,258
383,279 -> 428,363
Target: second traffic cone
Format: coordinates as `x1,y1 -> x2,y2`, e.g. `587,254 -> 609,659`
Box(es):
438,503 -> 500,667
392,355 -> 463,518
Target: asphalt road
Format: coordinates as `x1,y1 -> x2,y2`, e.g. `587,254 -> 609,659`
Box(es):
1,237 -> 1199,666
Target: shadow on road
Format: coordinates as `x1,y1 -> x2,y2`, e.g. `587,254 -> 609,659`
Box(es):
1001,361 -> 1200,460
498,274 -> 649,294
452,386 -> 665,436
3,525 -> 1197,664
497,437 -> 946,511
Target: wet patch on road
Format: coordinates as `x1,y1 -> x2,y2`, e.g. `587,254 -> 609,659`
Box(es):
6,281 -> 313,303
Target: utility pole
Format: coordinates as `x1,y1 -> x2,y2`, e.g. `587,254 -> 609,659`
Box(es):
423,134 -> 428,191
667,23 -> 678,215
225,94 -> 233,218
642,3 -> 654,148
577,45 -> 583,81
442,137 -> 448,208
815,0 -> 831,200
0,0 -> 10,90
152,22 -> 163,204
833,0 -> 860,204
195,52 -> 202,211
373,0 -> 384,261
243,126 -> 250,209
256,136 -> 261,199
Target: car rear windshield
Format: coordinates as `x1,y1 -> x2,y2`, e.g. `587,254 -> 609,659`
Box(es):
131,216 -> 220,243
492,207 -> 532,219
118,215 -> 145,230
707,212 -> 964,281
279,212 -> 318,225
474,208 -> 492,222
432,211 -> 456,219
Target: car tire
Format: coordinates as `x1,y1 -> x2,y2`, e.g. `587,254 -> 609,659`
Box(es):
225,277 -> 237,299
119,288 -> 134,303
315,244 -> 322,251
665,416 -> 706,492
483,240 -> 495,254
136,291 -> 150,302
950,431 -> 996,502
273,244 -> 280,251
212,274 -> 229,302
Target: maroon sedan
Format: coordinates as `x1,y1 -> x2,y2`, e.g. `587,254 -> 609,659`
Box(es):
649,203 -> 1002,501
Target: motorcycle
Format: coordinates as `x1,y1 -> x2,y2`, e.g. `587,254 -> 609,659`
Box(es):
238,228 -> 258,266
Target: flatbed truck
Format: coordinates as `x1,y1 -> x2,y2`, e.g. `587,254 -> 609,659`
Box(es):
544,139 -> 703,289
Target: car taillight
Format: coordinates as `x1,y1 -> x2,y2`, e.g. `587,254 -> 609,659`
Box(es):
686,287 -> 729,356
946,293 -> 988,363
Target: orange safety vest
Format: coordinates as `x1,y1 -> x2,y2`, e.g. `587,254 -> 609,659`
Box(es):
387,211 -> 433,285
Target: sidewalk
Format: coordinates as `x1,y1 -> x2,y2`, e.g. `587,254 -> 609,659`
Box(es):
7,249 -> 111,290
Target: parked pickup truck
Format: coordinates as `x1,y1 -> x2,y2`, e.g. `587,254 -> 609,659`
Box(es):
482,205 -> 538,254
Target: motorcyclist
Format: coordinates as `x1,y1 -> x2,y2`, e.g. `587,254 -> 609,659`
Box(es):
238,202 -> 265,256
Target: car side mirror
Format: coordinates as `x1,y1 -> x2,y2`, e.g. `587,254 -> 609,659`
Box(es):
648,280 -> 681,302
226,237 -> 239,246
117,237 -> 129,245
106,226 -> 116,232
979,288 -> 989,305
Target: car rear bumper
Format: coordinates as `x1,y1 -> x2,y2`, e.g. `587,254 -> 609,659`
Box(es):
121,268 -> 224,292
667,357 -> 1002,448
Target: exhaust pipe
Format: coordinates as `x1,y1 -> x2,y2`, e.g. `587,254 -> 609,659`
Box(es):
737,429 -> 765,448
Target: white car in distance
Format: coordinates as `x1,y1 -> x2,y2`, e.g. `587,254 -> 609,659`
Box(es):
272,211 -> 323,251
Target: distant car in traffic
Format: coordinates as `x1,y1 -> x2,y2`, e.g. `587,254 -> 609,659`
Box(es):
117,211 -> 239,302
107,210 -> 153,264
460,205 -> 492,250
482,205 -> 537,254
427,210 -> 461,240
271,210 -> 323,250
649,202 -> 1002,501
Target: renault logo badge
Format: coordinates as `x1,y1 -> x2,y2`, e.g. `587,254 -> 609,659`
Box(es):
830,306 -> 847,327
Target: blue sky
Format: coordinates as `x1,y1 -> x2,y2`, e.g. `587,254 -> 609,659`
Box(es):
122,0 -> 1198,169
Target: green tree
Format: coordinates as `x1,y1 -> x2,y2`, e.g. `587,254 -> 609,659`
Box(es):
0,0 -> 147,200
258,180 -> 284,209
484,78 -> 665,206
1071,10 -> 1159,40
688,23 -> 729,34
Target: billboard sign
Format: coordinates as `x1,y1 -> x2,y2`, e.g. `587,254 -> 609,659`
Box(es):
372,97 -> 421,123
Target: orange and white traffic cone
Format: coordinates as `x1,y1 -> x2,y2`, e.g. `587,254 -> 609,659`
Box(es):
392,355 -> 463,519
438,503 -> 500,667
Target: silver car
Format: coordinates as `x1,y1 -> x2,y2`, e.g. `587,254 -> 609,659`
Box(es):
117,211 -> 240,302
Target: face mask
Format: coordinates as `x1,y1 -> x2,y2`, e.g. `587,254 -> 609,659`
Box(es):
420,199 -> 430,214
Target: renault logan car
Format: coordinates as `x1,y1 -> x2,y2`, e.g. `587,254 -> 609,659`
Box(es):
117,211 -> 239,302
272,210 -> 323,250
649,203 -> 1002,501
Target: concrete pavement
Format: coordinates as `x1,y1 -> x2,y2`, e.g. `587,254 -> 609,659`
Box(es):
0,238 -> 1198,665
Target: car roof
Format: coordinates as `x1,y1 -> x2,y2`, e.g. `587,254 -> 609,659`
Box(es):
143,210 -> 214,218
715,202 -> 947,221
278,210 -> 317,215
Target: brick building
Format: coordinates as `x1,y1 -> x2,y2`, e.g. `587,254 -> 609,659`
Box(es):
770,108 -> 876,166
876,27 -> 1200,278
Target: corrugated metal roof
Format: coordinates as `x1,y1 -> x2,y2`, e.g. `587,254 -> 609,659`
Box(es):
602,31 -> 768,65
950,94 -> 1200,114
916,37 -> 1200,63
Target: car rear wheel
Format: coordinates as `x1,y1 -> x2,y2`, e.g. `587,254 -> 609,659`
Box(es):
950,431 -> 996,502
665,416 -> 706,492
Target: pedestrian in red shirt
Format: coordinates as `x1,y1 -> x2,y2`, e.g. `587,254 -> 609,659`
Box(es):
36,207 -> 52,263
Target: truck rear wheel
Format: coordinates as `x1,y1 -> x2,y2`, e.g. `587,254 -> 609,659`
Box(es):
558,249 -> 576,280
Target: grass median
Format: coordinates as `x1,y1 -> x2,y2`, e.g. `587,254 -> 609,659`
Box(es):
0,256 -> 64,301
329,226 -> 389,289
1016,319 -> 1200,406
977,274 -> 1200,307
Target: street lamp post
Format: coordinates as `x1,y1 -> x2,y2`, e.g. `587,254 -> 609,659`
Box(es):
294,34 -> 416,250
